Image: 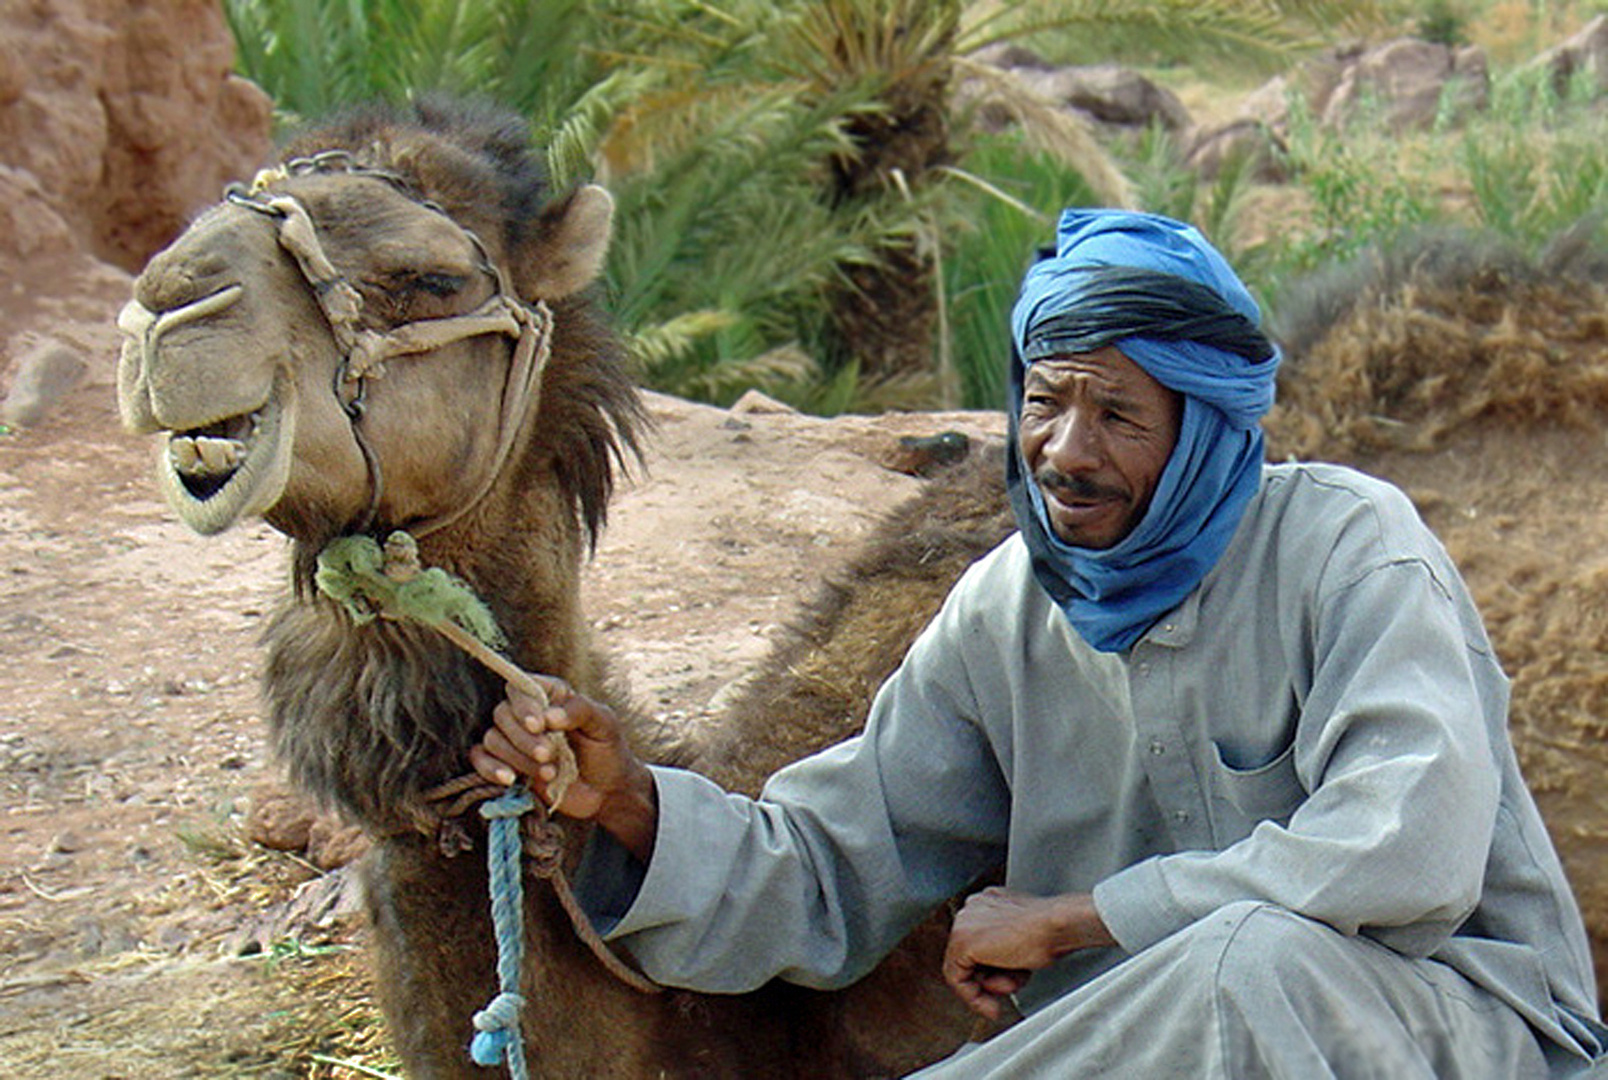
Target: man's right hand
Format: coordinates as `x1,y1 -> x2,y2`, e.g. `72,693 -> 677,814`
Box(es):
470,678 -> 659,862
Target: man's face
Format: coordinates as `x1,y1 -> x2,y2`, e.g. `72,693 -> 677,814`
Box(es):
1017,346 -> 1183,549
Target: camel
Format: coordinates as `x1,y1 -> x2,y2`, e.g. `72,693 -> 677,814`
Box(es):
116,97 -> 993,1077
114,95 -> 1608,1073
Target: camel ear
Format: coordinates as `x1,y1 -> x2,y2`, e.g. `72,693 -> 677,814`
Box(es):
518,184 -> 614,300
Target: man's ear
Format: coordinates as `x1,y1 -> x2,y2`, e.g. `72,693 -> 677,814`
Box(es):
515,184 -> 614,301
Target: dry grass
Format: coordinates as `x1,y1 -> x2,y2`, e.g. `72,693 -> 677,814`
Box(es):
1266,236 -> 1608,459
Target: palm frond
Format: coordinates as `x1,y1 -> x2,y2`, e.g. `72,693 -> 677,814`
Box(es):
627,309 -> 742,372
960,0 -> 1382,70
950,55 -> 1135,209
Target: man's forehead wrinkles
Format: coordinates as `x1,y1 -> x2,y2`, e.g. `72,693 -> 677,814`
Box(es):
1027,358 -> 1132,393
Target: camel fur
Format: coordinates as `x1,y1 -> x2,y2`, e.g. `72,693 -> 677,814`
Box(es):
115,95 -> 1608,1073
116,97 -> 987,1077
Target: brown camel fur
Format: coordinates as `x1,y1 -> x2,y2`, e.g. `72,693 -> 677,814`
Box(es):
116,95 -> 1608,1072
116,97 -> 985,1077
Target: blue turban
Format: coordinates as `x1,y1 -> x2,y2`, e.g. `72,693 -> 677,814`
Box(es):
1006,209 -> 1281,653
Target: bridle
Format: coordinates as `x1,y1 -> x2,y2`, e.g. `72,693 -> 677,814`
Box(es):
224,150 -> 552,538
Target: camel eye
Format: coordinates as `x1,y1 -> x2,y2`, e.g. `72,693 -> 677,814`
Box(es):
409,272 -> 466,298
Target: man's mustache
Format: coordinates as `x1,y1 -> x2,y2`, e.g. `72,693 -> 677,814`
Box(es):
1035,469 -> 1127,504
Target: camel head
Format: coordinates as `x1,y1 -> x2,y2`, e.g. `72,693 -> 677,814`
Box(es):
117,100 -> 622,545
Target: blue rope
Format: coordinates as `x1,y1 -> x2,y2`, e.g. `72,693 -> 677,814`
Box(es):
470,785 -> 536,1079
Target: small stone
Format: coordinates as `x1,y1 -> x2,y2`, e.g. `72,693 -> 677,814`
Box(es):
245,786 -> 316,852
879,431 -> 971,476
0,343 -> 87,428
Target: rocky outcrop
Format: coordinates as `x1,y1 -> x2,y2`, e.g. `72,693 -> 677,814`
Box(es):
1524,15 -> 1608,97
1237,38 -> 1490,136
970,44 -> 1192,132
1323,38 -> 1489,131
0,0 -> 272,277
1182,37 -> 1490,180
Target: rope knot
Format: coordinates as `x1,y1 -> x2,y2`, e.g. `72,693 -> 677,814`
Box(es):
481,786 -> 536,821
470,990 -> 528,1069
522,815 -> 567,879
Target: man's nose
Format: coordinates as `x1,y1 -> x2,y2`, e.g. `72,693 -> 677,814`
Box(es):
1043,409 -> 1102,472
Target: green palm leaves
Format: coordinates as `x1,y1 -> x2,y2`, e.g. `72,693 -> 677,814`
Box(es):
224,0 -> 1362,410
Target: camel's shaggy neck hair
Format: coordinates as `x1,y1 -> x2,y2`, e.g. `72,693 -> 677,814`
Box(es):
259,98 -> 646,831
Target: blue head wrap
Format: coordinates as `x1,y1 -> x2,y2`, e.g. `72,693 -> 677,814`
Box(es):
1007,209 -> 1281,652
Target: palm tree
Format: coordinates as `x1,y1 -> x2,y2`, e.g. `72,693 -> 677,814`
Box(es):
223,0 -> 1382,410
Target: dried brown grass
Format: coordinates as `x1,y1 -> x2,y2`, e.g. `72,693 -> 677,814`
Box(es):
1267,266 -> 1608,460
1266,232 -> 1608,998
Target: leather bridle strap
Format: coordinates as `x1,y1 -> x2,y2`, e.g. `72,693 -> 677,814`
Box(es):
225,158 -> 551,538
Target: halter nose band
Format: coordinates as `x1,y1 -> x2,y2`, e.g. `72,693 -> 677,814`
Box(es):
224,155 -> 554,538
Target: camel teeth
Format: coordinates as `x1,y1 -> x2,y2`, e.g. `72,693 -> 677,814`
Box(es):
170,437 -> 200,472
196,436 -> 243,474
171,435 -> 244,477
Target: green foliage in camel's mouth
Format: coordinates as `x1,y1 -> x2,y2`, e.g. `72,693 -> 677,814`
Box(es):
156,376 -> 295,536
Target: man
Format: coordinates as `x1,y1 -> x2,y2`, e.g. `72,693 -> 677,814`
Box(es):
473,210 -> 1606,1077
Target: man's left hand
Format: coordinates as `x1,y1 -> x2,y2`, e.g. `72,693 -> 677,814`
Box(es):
941,887 -> 1118,1021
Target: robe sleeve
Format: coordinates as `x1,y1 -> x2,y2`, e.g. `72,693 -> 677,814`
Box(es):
572,584 -> 1012,993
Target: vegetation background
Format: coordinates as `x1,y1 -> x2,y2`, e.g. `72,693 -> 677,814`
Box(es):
221,0 -> 1608,415
1,6 -> 1601,1079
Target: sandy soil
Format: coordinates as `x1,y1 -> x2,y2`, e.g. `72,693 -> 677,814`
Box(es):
1,260 -> 1603,1077
0,260 -> 1010,1077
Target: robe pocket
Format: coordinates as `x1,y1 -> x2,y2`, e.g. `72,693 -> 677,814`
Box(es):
1209,740 -> 1305,823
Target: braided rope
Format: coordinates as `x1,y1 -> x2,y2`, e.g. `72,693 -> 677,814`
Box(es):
470,786 -> 537,1078
417,775 -> 662,997
521,816 -> 662,996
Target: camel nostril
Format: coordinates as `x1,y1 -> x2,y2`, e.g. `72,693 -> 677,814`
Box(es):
136,247 -> 240,314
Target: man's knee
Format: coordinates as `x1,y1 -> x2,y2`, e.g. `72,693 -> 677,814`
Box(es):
1171,901 -> 1348,1003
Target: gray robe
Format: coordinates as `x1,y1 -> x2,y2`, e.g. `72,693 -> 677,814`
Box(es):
577,462 -> 1605,1075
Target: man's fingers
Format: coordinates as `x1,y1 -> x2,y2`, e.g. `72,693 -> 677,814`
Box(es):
469,744 -> 518,787
480,729 -> 546,779
948,972 -> 1003,1021
504,678 -> 595,738
492,700 -> 558,759
978,968 -> 1028,996
506,675 -> 571,715
944,927 -> 1027,1021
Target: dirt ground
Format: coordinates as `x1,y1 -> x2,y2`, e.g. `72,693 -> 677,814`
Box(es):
0,260 -> 1012,1077
2,260 -> 1604,1077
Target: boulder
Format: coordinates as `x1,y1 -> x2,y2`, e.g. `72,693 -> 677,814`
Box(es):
970,46 -> 1192,132
0,341 -> 87,428
1323,38 -> 1489,131
1239,38 -> 1490,136
0,0 -> 272,276
1524,15 -> 1608,98
0,165 -> 75,262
